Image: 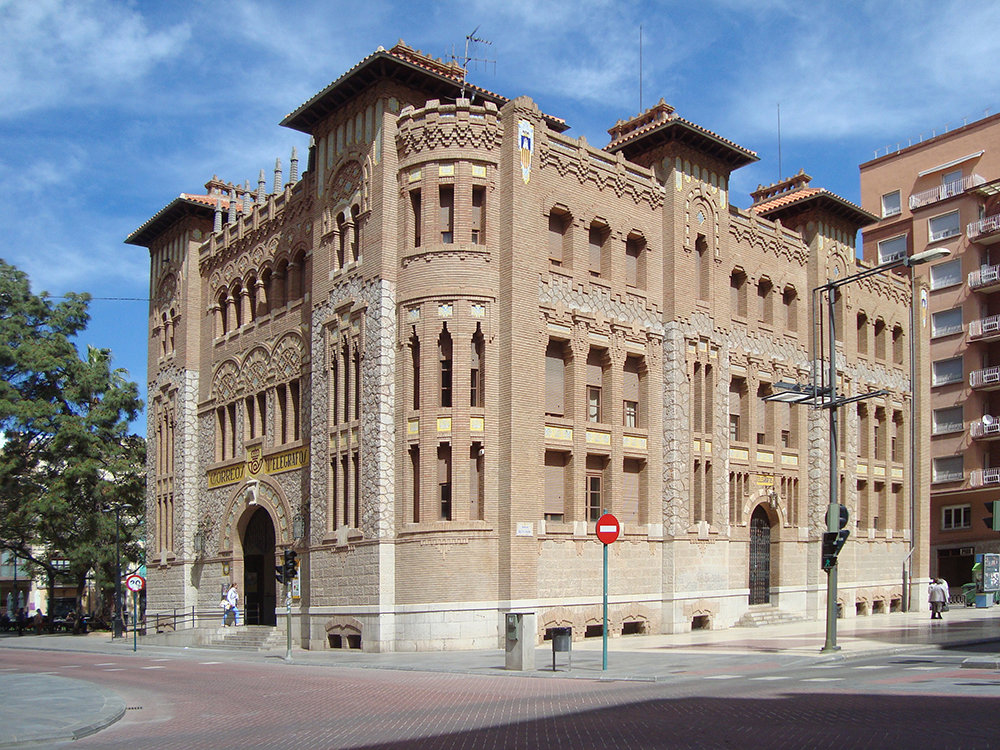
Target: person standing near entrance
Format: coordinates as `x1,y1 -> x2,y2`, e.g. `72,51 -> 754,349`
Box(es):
226,583 -> 240,626
928,578 -> 946,619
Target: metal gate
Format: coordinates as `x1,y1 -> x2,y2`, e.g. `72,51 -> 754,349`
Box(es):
749,506 -> 771,605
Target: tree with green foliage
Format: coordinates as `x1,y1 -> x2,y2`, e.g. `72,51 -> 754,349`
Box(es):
0,259 -> 145,621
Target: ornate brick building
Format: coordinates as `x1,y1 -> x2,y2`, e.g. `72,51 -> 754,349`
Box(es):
127,42 -> 928,651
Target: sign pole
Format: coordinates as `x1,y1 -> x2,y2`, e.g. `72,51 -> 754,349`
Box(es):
285,585 -> 292,663
602,541 -> 608,671
594,512 -> 620,673
132,591 -> 138,652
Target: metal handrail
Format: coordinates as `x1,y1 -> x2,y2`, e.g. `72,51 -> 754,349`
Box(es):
968,214 -> 1000,240
909,174 -> 985,210
969,264 -> 1000,289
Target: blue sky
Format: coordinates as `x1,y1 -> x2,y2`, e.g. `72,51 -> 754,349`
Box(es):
1,0 -> 997,433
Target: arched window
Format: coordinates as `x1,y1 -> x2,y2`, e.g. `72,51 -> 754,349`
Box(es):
351,204 -> 361,262
471,324 -> 485,407
409,328 -> 420,410
439,325 -> 453,408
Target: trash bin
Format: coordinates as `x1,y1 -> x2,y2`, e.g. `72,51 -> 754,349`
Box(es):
551,626 -> 572,671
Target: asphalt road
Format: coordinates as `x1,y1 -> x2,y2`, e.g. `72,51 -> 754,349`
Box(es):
4,644 -> 1000,749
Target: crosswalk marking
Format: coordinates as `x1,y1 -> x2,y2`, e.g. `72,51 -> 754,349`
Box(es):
151,658 -> 172,662
703,674 -> 740,680
199,661 -> 222,665
140,666 -> 165,670
103,668 -> 125,672
95,663 -> 116,666
855,665 -> 890,670
59,665 -> 80,669
905,666 -> 942,671
749,676 -> 790,681
802,677 -> 844,682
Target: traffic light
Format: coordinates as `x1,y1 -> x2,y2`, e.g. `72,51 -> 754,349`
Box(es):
822,530 -> 850,570
275,564 -> 286,584
984,500 -> 1000,532
283,549 -> 298,581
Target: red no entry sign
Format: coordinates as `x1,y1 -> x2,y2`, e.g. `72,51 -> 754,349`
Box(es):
595,513 -> 620,544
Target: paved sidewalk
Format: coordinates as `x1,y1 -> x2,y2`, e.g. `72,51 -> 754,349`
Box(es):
1,604 -> 999,746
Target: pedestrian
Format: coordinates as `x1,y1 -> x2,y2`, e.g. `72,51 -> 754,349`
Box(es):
928,578 -> 946,619
16,607 -> 25,636
32,608 -> 44,634
220,594 -> 230,626
226,582 -> 240,627
938,578 -> 950,610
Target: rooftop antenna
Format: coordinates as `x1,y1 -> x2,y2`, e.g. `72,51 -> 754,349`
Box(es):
639,24 -> 644,112
777,103 -> 782,182
456,26 -> 495,98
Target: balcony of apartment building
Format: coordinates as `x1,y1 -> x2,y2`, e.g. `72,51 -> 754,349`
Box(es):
971,466 -> 1000,488
909,173 -> 986,211
970,365 -> 1000,391
968,214 -> 1000,245
968,262 -> 1000,292
970,414 -> 1000,441
968,313 -> 1000,342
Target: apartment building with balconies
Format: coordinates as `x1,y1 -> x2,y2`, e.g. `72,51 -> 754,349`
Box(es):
860,112 -> 1000,587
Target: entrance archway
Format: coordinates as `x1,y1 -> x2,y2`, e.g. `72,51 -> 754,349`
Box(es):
242,507 -> 276,626
749,505 -> 771,605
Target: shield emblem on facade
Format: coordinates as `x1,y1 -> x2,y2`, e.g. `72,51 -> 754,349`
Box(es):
518,120 -> 533,184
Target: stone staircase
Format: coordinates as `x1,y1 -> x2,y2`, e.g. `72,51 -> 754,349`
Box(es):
736,606 -> 809,628
202,625 -> 285,651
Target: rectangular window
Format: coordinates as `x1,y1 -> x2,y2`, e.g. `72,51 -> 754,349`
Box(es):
625,234 -> 646,289
730,270 -> 747,317
932,405 -> 964,435
877,234 -> 907,264
548,211 -> 568,266
586,348 -> 605,423
439,185 -> 454,244
471,186 -> 485,244
929,210 -> 961,242
587,387 -> 602,423
586,474 -> 602,522
623,355 -> 641,429
930,258 -> 962,290
589,223 -> 607,278
932,307 -> 963,338
438,443 -> 452,520
942,504 -> 972,530
623,401 -> 638,428
544,450 -> 568,522
932,357 -> 963,386
545,340 -> 566,417
932,455 -> 964,483
881,190 -> 901,218
622,458 -> 642,526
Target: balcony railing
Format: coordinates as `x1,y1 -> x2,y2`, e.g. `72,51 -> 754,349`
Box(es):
909,174 -> 986,210
969,264 -> 1000,291
971,467 -> 1000,488
971,366 -> 1000,389
969,314 -> 1000,340
968,214 -> 1000,242
970,416 -> 1000,439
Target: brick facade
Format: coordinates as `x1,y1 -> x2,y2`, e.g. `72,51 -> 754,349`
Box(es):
127,42 -> 927,651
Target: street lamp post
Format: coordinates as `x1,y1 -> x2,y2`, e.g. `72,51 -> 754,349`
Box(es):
813,248 -> 949,652
770,248 -> 949,652
114,505 -> 124,638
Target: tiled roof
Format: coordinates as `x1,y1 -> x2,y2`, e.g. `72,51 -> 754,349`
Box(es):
604,102 -> 757,169
749,186 -> 824,214
125,194 -> 239,248
281,41 -> 568,134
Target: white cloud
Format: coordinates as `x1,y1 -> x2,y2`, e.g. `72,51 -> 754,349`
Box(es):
0,0 -> 190,117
